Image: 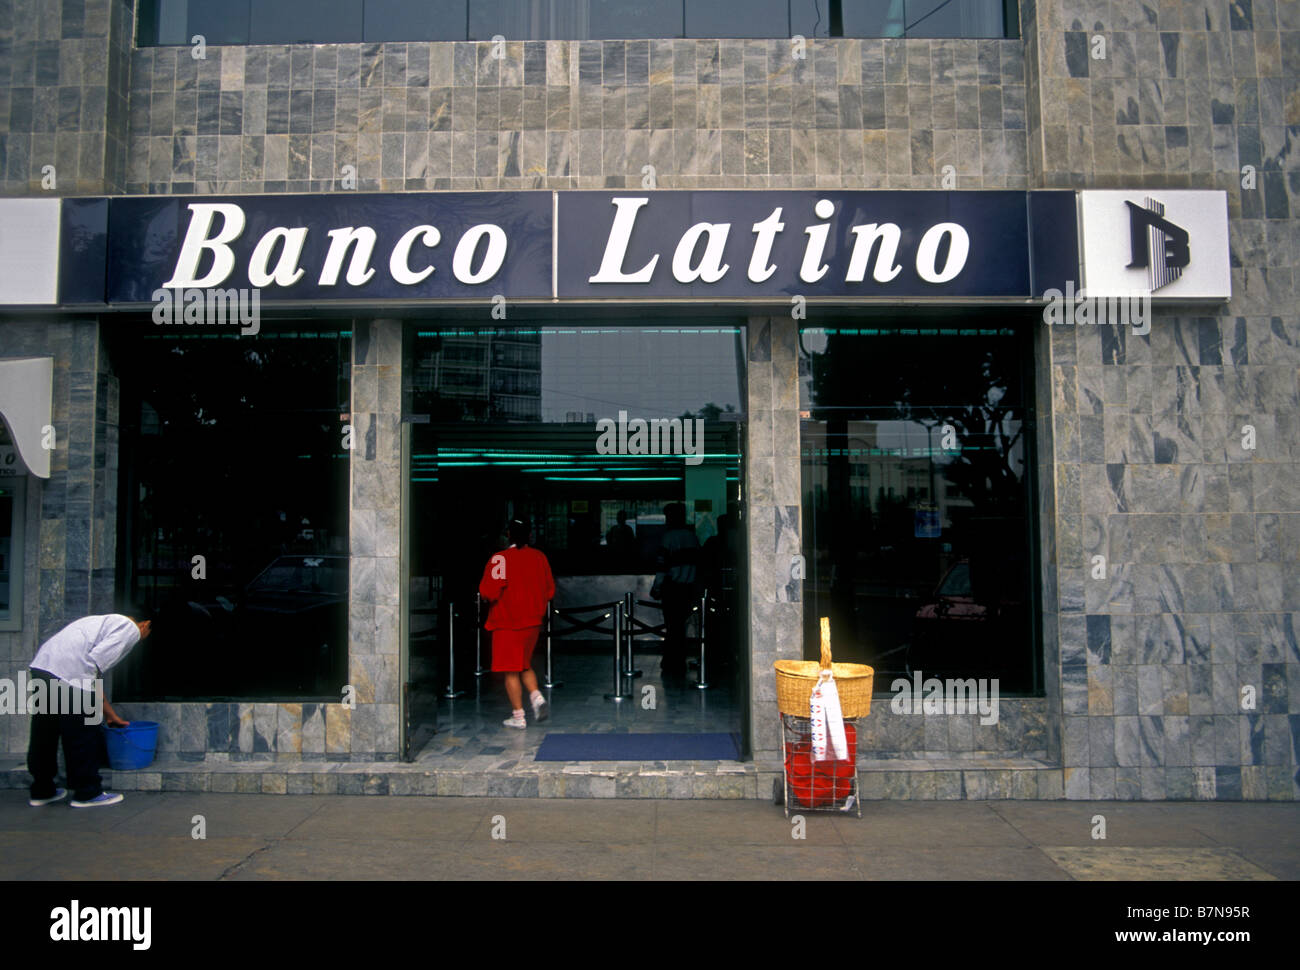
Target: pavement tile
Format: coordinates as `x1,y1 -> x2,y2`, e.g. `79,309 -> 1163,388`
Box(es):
987,802 -> 1223,846
463,799 -> 657,842
1040,847 -> 1278,881
13,832 -> 267,880
449,841 -> 654,880
650,843 -> 862,880
1232,845 -> 1300,880
655,801 -> 847,845
829,802 -> 1032,847
286,796 -> 489,842
850,845 -> 1073,881
105,792 -> 327,840
224,837 -> 472,880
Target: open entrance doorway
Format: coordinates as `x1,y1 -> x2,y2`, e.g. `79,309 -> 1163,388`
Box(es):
400,323 -> 749,766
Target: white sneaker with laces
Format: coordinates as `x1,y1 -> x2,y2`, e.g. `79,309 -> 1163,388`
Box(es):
502,713 -> 526,729
531,695 -> 549,722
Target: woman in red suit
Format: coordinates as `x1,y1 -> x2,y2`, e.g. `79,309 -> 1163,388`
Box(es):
478,518 -> 556,728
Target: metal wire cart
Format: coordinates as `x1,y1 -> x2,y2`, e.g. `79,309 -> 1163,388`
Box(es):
772,618 -> 874,818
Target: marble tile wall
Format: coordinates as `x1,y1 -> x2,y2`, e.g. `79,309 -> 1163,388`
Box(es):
0,0 -> 133,193
1029,2 -> 1300,799
745,317 -> 803,766
113,36 -> 1030,194
0,319 -> 112,755
346,319 -> 403,760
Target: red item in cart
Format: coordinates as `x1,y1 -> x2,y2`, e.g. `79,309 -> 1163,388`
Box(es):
784,722 -> 857,808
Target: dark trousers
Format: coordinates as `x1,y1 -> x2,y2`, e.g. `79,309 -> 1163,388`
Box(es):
661,583 -> 694,674
26,669 -> 105,802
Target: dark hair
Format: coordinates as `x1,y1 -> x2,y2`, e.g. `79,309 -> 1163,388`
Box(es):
117,601 -> 153,624
508,518 -> 530,547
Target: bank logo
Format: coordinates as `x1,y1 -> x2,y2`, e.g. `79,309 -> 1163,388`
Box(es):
1124,196 -> 1189,292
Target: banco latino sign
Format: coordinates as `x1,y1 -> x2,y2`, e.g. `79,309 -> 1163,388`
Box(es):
5,189 -> 1229,307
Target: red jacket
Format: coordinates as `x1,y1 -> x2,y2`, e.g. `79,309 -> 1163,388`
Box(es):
478,545 -> 555,631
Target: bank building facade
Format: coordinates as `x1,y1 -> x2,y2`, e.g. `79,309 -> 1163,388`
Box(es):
0,0 -> 1296,802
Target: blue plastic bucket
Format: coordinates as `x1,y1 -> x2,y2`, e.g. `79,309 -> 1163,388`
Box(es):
103,721 -> 159,770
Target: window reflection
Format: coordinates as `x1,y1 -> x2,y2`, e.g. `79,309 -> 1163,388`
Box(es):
799,323 -> 1038,694
112,325 -> 352,701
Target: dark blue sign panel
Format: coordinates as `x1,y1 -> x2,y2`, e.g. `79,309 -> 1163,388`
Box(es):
71,189 -> 1077,307
556,190 -> 1056,300
104,192 -> 552,304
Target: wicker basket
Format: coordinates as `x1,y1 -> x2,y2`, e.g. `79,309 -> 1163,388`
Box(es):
774,617 -> 874,718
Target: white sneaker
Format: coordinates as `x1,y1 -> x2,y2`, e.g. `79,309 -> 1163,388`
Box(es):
29,788 -> 67,807
531,695 -> 549,722
502,714 -> 526,729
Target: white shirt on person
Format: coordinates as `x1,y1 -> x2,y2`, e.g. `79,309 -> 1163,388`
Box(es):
30,614 -> 142,689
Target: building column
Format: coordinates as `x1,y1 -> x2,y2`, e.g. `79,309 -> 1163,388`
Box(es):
346,319 -> 403,760
745,317 -> 804,768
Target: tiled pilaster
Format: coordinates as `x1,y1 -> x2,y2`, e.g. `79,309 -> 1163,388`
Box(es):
745,317 -> 802,767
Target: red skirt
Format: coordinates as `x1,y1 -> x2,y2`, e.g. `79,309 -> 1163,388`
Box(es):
490,626 -> 541,672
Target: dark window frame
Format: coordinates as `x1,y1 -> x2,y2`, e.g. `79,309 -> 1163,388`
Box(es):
136,0 -> 1019,46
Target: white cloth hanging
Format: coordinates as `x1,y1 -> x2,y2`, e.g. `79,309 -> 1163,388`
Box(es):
809,668 -> 848,762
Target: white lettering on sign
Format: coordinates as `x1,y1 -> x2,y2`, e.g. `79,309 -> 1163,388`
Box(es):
586,197 -> 975,289
390,225 -> 441,284
163,203 -> 245,288
915,222 -> 970,283
588,197 -> 659,283
846,223 -> 903,283
161,203 -> 510,292
671,221 -> 731,283
451,224 -> 508,284
747,208 -> 785,282
319,227 -> 377,286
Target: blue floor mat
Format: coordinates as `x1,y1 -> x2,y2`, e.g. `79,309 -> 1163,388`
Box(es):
534,732 -> 741,761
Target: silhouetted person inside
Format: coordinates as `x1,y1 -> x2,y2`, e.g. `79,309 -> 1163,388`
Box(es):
478,518 -> 556,729
653,502 -> 699,679
605,510 -> 637,568
701,513 -> 735,592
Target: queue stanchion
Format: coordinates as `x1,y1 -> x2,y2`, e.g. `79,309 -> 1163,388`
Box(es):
696,590 -> 710,690
474,592 -> 485,680
622,590 -> 642,678
603,604 -> 628,701
542,603 -> 563,689
443,601 -> 464,699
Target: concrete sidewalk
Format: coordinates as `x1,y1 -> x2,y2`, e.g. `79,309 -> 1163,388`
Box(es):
2,793 -> 1297,880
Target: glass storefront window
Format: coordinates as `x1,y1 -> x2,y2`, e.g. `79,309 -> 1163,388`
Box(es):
799,321 -> 1039,694
405,324 -> 745,578
111,324 -> 352,701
